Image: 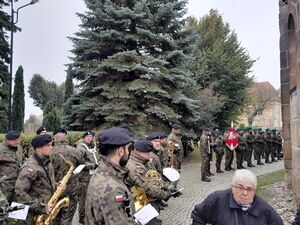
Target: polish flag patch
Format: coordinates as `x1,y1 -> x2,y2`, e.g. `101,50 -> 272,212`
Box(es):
26,168 -> 33,173
115,195 -> 125,202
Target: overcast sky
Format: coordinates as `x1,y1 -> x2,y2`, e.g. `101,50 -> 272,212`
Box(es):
9,0 -> 279,119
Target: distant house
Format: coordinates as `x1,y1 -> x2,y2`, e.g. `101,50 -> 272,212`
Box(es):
238,81 -> 282,130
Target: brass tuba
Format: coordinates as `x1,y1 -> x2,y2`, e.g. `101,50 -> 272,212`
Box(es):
35,154 -> 74,225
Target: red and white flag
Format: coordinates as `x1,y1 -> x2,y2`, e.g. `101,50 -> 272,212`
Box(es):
225,122 -> 239,151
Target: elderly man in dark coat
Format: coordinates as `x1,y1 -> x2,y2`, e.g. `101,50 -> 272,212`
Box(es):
191,169 -> 284,225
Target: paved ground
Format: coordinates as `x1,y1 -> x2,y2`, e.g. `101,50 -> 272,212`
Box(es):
72,149 -> 284,225
160,149 -> 284,225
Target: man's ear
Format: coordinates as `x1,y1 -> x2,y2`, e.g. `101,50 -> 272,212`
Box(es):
117,146 -> 124,156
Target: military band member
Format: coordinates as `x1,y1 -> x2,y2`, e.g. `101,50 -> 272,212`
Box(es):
126,139 -> 181,225
167,124 -> 184,170
275,132 -> 283,161
271,129 -> 278,163
157,132 -> 169,169
51,128 -> 85,225
0,130 -> 23,203
85,127 -> 135,225
76,130 -> 99,224
14,134 -> 55,225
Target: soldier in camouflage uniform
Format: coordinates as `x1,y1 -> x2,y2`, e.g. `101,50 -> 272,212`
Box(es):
166,124 -> 184,171
14,134 -> 56,225
85,127 -> 135,225
26,127 -> 48,160
264,129 -> 273,164
255,130 -> 265,165
245,129 -> 255,167
275,132 -> 283,160
199,129 -> 211,182
236,130 -> 247,169
271,129 -> 278,163
126,139 -> 181,225
0,130 -> 23,203
51,128 -> 88,225
76,131 -> 99,224
214,134 -> 224,173
158,132 -> 170,169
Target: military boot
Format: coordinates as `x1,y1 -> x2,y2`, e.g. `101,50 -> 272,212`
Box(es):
201,176 -> 211,182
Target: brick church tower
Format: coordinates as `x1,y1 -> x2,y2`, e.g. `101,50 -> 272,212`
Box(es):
279,0 -> 300,203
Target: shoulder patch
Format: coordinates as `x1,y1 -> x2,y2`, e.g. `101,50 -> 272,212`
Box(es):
115,194 -> 125,202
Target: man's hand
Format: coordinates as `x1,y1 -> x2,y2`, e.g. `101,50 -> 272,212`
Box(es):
46,204 -> 53,214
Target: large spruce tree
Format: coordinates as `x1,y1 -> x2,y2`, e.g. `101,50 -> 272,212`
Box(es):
0,1 -> 13,132
64,0 -> 210,135
188,10 -> 254,127
12,65 -> 25,131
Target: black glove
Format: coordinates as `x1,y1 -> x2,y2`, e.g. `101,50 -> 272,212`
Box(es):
170,188 -> 182,198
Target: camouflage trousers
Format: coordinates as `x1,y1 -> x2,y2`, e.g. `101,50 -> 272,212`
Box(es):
236,147 -> 245,168
245,144 -> 254,165
225,149 -> 234,169
215,152 -> 224,171
200,151 -> 209,177
78,178 -> 90,223
55,192 -> 78,225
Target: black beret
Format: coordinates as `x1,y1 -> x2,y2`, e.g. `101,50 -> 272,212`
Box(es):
172,123 -> 181,129
5,130 -> 20,140
147,132 -> 161,141
159,132 -> 168,139
134,139 -> 153,152
82,130 -> 95,138
99,127 -> 133,146
31,134 -> 52,149
36,127 -> 47,135
53,128 -> 67,135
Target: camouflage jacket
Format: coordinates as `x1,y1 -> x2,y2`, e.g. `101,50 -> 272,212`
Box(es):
167,132 -> 183,157
51,141 -> 84,196
76,140 -> 99,182
0,140 -> 23,201
160,144 -> 169,169
126,151 -> 170,200
14,153 -> 55,216
246,133 -> 256,145
199,133 -> 209,154
149,151 -> 162,174
0,189 -> 8,222
214,137 -> 224,154
264,133 -> 273,144
255,133 -> 265,146
238,134 -> 247,150
85,156 -> 135,225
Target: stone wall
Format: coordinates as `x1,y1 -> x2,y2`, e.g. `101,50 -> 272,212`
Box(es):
279,0 -> 300,203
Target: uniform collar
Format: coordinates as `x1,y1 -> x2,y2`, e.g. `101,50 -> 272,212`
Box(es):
130,151 -> 149,165
33,153 -> 51,166
98,156 -> 129,180
3,139 -> 18,151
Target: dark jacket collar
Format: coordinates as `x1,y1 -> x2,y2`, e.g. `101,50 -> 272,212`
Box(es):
228,190 -> 259,217
33,153 -> 51,166
98,156 -> 129,180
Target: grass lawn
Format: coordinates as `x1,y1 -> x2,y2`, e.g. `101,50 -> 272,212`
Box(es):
256,169 -> 285,201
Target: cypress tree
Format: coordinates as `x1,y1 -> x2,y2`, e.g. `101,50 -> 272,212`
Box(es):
64,0 -> 208,135
64,67 -> 74,102
42,102 -> 61,132
12,65 -> 25,131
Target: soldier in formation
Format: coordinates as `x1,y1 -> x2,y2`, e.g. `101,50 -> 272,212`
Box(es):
166,124 -> 183,171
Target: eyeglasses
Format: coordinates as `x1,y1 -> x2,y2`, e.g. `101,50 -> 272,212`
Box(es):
233,185 -> 255,193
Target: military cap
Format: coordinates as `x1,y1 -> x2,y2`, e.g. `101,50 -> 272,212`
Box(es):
6,130 -> 20,140
53,128 -> 68,135
99,127 -> 133,146
147,132 -> 162,141
134,139 -> 153,152
271,129 -> 277,133
171,123 -> 181,129
82,130 -> 96,138
36,127 -> 47,135
159,131 -> 168,139
31,134 -> 52,149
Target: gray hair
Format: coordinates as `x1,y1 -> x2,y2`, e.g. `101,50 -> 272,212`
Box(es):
232,169 -> 257,188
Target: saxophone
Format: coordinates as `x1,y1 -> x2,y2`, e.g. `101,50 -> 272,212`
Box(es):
35,154 -> 74,225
